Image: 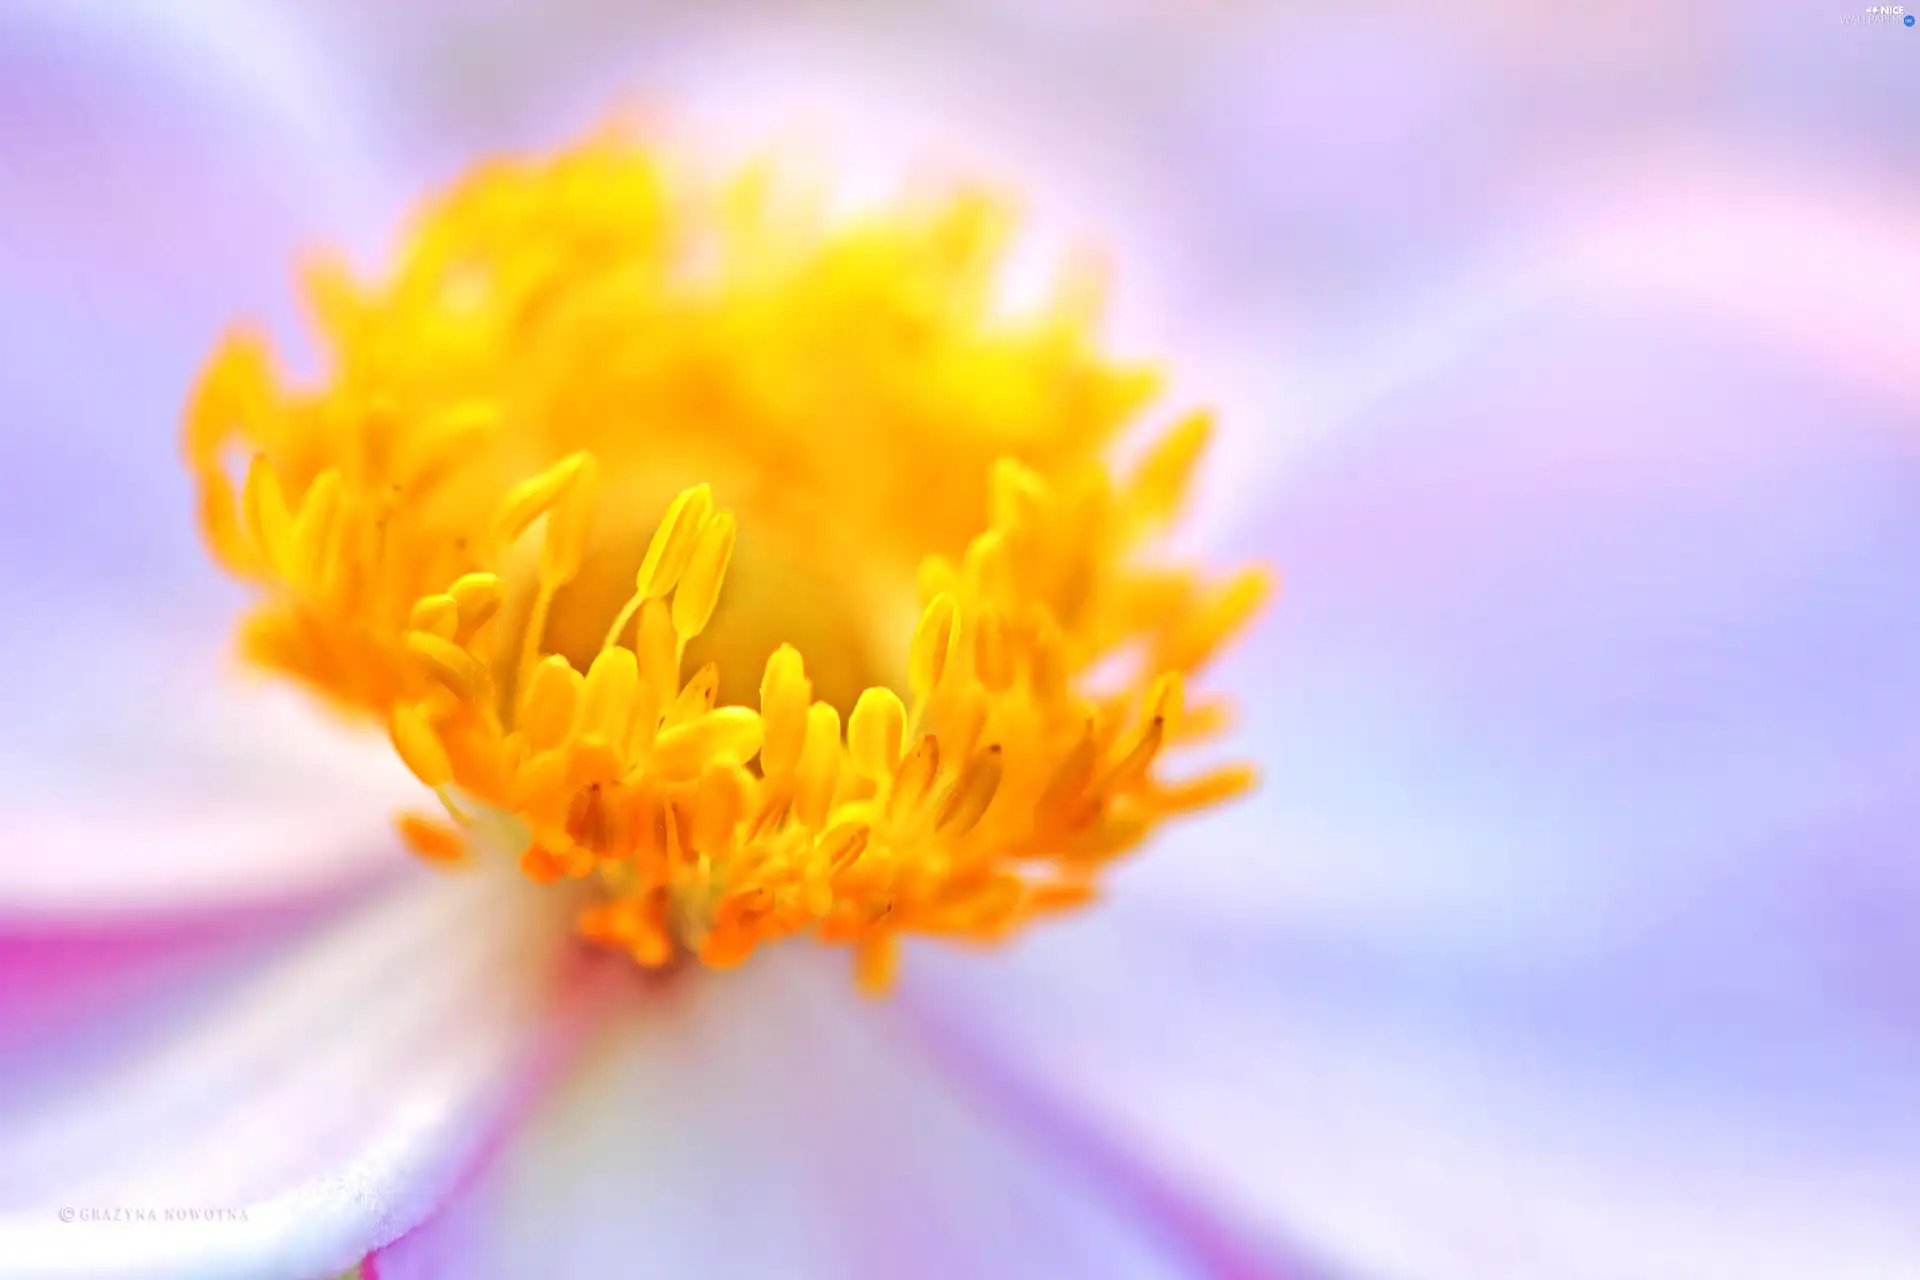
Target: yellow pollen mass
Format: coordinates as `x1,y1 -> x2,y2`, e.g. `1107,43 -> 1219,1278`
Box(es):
183,128 -> 1270,995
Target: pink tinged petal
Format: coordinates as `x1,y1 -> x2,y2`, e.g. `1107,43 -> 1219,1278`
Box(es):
369,959 -> 1298,1280
0,869 -> 597,1280
1276,158 -> 1920,458
0,0 -> 388,606
0,872 -> 391,1051
913,220 -> 1920,1276
1548,159 -> 1920,409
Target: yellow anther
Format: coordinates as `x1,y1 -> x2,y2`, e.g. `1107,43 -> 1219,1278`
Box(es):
1130,410 -> 1212,523
539,452 -> 599,585
518,654 -> 583,751
195,467 -> 254,575
759,644 -> 812,778
409,595 -> 460,640
391,704 -> 453,788
406,631 -> 487,703
565,782 -> 622,856
635,484 -> 713,600
579,646 -> 639,748
449,572 -> 506,641
241,454 -> 294,575
1102,715 -> 1166,794
935,743 -> 1003,836
1145,670 -> 1185,727
794,701 -> 842,829
635,598 -> 678,697
669,662 -> 720,726
889,734 -> 941,821
652,706 -> 764,782
183,329 -> 269,465
291,469 -> 344,590
746,787 -> 793,843
1155,763 -> 1259,813
568,734 -> 622,798
848,687 -> 906,779
1037,718 -> 1100,824
491,450 -> 593,548
819,821 -> 871,875
671,509 -> 736,638
1161,567 -> 1273,673
908,593 -> 961,702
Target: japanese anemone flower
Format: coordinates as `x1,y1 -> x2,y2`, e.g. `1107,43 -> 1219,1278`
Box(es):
6,6 -> 1920,1280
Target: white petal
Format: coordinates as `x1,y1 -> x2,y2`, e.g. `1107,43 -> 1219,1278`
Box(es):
911,186 -> 1920,1278
0,619 -> 424,911
367,957 -> 1291,1280
1175,187 -> 1920,954
0,0 -> 386,607
915,892 -> 1920,1280
0,867 -> 592,1280
0,3 -> 422,911
0,876 -> 384,1054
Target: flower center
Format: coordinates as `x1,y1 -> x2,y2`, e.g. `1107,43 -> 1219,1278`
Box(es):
183,128 -> 1268,993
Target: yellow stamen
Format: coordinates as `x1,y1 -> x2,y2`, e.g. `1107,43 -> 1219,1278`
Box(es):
390,705 -> 452,789
848,687 -> 907,780
185,126 -> 1269,995
759,644 -> 812,780
448,572 -> 507,643
671,511 -> 736,641
635,483 -> 713,602
493,452 -> 595,549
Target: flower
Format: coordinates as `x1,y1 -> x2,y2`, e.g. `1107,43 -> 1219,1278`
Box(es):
182,126 -> 1267,992
5,6 -> 1919,1280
